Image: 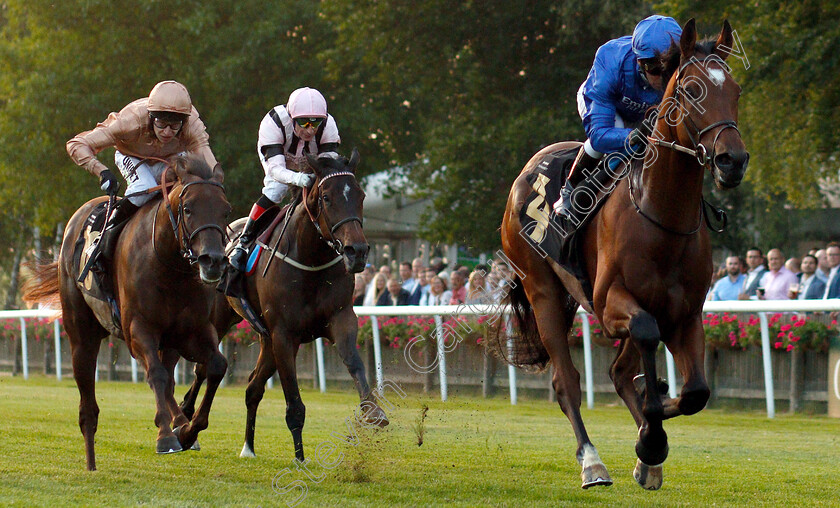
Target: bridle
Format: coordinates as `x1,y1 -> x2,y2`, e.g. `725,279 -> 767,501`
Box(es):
302,170 -> 362,256
630,56 -> 738,235
646,57 -> 740,169
152,165 -> 227,268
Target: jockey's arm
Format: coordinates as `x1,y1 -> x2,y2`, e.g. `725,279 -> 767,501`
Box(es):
183,107 -> 219,169
256,109 -> 306,186
66,112 -> 123,178
581,46 -> 634,155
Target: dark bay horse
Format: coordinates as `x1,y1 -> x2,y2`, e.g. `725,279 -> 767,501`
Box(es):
498,20 -> 748,489
23,155 -> 230,470
182,149 -> 387,462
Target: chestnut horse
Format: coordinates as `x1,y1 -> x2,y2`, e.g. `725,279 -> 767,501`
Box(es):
498,20 -> 748,489
181,149 -> 387,462
23,155 -> 230,470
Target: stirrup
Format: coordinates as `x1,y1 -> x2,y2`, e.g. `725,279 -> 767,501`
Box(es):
228,245 -> 249,271
552,183 -> 575,216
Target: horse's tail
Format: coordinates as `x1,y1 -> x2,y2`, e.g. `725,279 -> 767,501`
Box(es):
20,261 -> 62,319
485,274 -> 550,372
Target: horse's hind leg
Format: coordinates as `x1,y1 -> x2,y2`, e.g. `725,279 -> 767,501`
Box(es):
179,362 -> 206,421
240,343 -> 276,458
330,309 -> 388,427
160,349 -> 190,430
526,276 -> 612,489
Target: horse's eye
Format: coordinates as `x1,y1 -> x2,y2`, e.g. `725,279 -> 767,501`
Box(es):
184,207 -> 192,216
323,195 -> 331,205
685,85 -> 700,100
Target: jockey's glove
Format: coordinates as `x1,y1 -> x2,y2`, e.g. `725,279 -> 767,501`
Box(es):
99,169 -> 120,196
290,171 -> 316,188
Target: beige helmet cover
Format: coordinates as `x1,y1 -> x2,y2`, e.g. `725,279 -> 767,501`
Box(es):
147,80 -> 192,115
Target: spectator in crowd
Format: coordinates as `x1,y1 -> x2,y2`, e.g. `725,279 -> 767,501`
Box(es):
814,248 -> 830,282
353,274 -> 367,306
791,255 -> 826,300
466,269 -> 489,304
377,276 -> 411,306
407,267 -> 430,305
420,275 -> 451,306
739,247 -> 767,300
362,264 -> 375,285
364,272 -> 388,306
757,248 -> 798,300
824,243 -> 840,298
449,270 -> 467,304
785,257 -> 801,275
709,256 -> 745,301
429,257 -> 446,276
399,261 -> 419,297
379,264 -> 392,278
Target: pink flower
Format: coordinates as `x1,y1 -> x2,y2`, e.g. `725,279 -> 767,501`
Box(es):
774,341 -> 783,349
786,344 -> 795,352
780,324 -> 791,332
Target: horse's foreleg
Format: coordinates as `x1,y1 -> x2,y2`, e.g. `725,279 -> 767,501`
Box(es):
130,327 -> 182,454
602,287 -> 667,489
240,343 -> 276,458
272,332 -> 306,462
176,329 -> 227,451
331,310 -> 388,428
661,317 -> 710,419
609,339 -> 645,426
160,348 -> 189,430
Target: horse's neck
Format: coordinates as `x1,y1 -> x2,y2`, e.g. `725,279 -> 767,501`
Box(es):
149,201 -> 189,270
286,202 -> 339,265
637,122 -> 705,229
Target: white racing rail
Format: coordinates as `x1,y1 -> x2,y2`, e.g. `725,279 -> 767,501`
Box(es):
3,299 -> 839,418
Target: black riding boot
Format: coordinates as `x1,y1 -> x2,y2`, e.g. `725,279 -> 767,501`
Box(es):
100,199 -> 140,262
229,194 -> 277,272
554,145 -> 601,218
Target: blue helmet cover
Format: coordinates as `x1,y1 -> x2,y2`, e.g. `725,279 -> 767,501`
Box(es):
631,15 -> 682,59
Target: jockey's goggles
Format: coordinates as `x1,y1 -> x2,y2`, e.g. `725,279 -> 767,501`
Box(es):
152,118 -> 184,131
294,117 -> 325,129
640,59 -> 663,76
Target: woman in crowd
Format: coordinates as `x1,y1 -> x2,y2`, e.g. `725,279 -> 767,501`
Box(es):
421,276 -> 452,306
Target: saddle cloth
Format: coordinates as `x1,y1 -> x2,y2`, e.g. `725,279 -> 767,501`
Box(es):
73,201 -> 111,301
517,146 -> 614,306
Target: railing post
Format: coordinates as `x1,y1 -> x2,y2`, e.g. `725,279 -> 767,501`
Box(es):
505,316 -> 517,405
665,348 -> 678,399
19,318 -> 29,380
131,358 -> 138,383
758,312 -> 775,418
53,319 -> 62,382
581,314 -> 594,409
315,337 -> 327,393
434,315 -> 448,402
370,315 -> 384,393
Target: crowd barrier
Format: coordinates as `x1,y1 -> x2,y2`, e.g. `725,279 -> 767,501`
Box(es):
3,299 -> 840,419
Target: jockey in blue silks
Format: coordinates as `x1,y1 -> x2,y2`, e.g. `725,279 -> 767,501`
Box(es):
553,15 -> 682,219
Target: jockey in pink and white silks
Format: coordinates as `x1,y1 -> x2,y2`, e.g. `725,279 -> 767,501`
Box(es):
228,87 -> 341,271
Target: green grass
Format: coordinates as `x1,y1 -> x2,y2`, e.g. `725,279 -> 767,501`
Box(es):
1,375 -> 839,507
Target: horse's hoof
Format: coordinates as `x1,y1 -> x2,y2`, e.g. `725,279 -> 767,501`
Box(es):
173,425 -> 199,451
156,435 -> 184,454
361,405 -> 389,428
240,442 -> 256,458
581,463 -> 613,489
633,460 -> 663,490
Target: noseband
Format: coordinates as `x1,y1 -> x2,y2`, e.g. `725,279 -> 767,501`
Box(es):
153,166 -> 226,267
302,171 -> 362,256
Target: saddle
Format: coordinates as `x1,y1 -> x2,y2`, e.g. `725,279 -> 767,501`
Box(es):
517,146 -> 617,306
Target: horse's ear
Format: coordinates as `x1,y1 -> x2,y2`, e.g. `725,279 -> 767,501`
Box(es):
680,18 -> 697,59
714,19 -> 733,61
306,153 -> 325,179
212,162 -> 225,184
348,148 -> 360,173
172,155 -> 189,182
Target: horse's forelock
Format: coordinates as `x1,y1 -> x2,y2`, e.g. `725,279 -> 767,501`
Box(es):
175,154 -> 213,181
660,36 -> 720,84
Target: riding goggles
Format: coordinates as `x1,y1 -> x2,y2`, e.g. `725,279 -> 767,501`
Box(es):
640,59 -> 663,76
153,118 -> 184,131
294,117 -> 325,129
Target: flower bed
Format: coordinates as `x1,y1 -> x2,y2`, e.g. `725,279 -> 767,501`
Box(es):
703,312 -> 836,352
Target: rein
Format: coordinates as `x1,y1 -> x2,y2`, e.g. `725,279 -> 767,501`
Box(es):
631,57 -> 737,235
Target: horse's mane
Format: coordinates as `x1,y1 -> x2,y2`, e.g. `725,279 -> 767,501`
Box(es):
658,37 -> 719,83
287,152 -> 353,202
173,154 -> 214,181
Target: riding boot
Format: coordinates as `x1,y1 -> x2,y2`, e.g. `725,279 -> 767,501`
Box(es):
553,146 -> 601,217
229,195 -> 277,272
100,199 -> 140,263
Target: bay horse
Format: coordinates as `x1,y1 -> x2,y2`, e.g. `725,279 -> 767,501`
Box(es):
498,19 -> 748,489
181,149 -> 388,462
23,155 -> 230,470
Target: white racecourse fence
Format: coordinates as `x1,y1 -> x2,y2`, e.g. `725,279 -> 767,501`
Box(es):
2,300 -> 840,419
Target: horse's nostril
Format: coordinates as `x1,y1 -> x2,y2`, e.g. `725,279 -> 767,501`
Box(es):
714,153 -> 734,170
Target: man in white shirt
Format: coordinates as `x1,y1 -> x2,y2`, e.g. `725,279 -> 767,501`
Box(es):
738,248 -> 767,300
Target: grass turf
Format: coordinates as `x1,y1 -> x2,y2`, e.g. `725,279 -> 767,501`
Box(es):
0,375 -> 838,507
